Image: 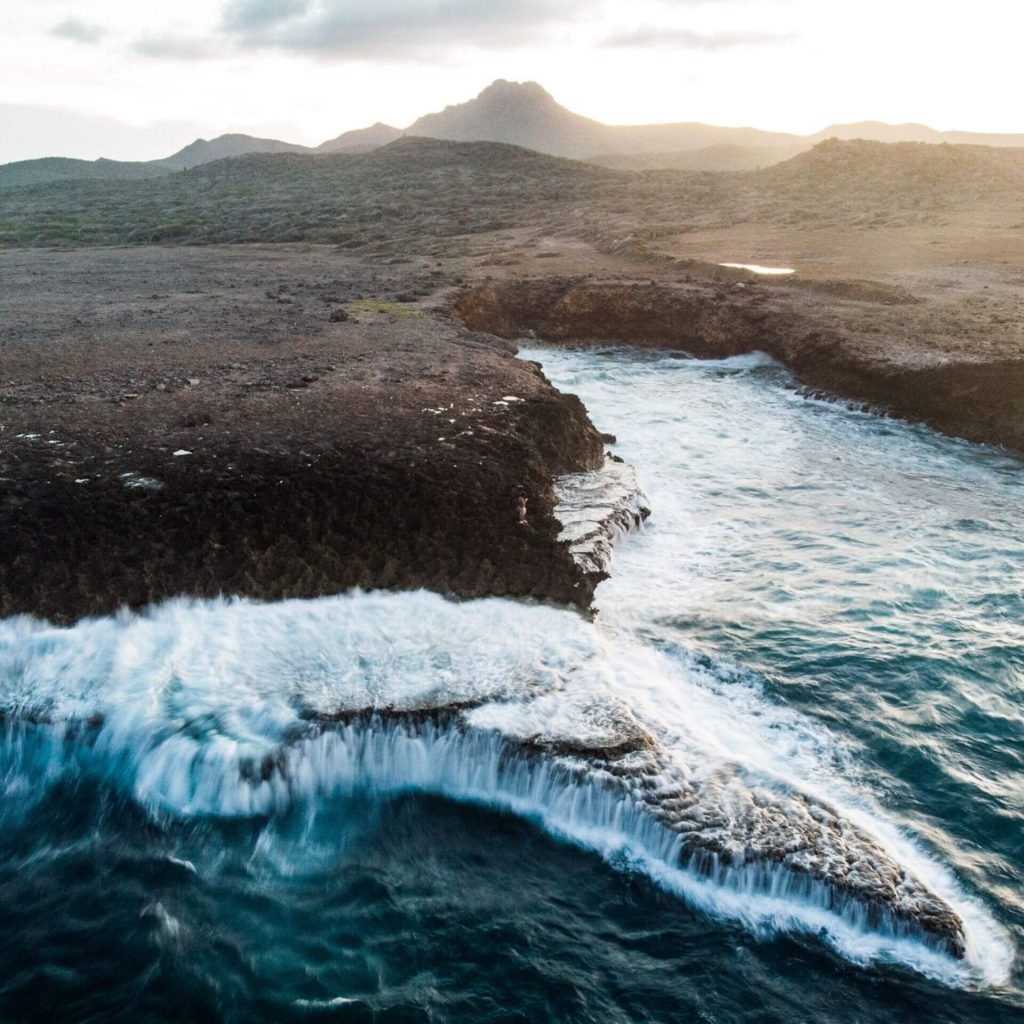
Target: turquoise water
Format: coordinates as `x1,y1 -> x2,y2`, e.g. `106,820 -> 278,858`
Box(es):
0,348 -> 1021,1021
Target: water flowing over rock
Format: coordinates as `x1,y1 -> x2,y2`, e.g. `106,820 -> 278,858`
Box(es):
554,455 -> 651,577
0,591 -> 970,966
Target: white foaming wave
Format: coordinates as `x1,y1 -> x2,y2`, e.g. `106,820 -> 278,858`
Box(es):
294,997 -> 359,1010
576,348 -> 781,373
0,590 -> 597,721
524,345 -> 1018,986
589,635 -> 1015,987
693,350 -> 781,371
2,708 -> 985,986
0,590 -> 1013,987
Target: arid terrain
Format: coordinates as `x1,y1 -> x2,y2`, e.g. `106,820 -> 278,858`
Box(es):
0,246 -> 610,621
1,133 -> 1021,620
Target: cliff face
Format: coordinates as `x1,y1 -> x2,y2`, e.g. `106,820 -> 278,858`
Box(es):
1,330 -> 604,623
0,250 -> 606,623
454,277 -> 1024,454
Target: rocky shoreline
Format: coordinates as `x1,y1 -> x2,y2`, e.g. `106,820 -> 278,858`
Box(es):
1,244 -> 1020,623
294,706 -> 969,959
454,273 -> 1024,454
0,249 -> 606,622
552,456 -> 651,578
0,245 -> 1003,958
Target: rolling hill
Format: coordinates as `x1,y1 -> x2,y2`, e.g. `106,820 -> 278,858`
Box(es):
589,143 -> 810,173
317,122 -> 404,153
0,156 -> 170,187
754,138 -> 1024,211
0,137 -> 616,247
3,80 -> 1023,187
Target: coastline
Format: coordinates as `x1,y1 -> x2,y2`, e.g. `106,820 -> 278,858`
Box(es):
454,271 -> 1024,454
2,243 -> 1020,624
1,244 -> 1014,969
0,248 -> 605,622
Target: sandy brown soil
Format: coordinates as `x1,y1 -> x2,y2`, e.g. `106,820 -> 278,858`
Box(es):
658,212 -> 1024,283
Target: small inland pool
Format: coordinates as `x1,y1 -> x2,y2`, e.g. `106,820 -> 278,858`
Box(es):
719,262 -> 796,275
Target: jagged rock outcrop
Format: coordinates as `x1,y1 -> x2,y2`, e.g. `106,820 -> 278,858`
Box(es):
0,678 -> 967,960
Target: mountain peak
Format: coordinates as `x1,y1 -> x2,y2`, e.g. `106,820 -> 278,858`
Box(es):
406,79 -> 612,160
477,79 -> 554,102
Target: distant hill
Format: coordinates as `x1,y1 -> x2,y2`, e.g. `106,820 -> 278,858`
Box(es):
760,138 -> 1024,195
403,81 -> 1024,168
405,81 -> 819,163
812,121 -> 1024,148
350,135 -> 612,177
613,122 -> 806,155
0,156 -> 170,187
0,133 -> 312,187
3,135 -> 1022,248
0,137 -> 616,247
747,139 -> 1024,226
4,80 -> 1024,186
318,122 -> 404,153
590,143 -> 810,173
156,133 -> 311,170
407,80 -> 618,161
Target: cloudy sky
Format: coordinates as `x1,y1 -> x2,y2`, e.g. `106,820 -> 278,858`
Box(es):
2,0 -> 1021,163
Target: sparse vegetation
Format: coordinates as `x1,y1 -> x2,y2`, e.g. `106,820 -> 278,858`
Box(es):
0,139 -> 614,250
1,137 -> 1021,251
346,299 -> 423,317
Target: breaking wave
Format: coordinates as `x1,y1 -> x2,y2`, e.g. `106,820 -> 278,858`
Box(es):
0,590 -> 1011,987
2,343 -> 1021,1019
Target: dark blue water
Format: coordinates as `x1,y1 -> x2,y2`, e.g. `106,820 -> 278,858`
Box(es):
1,349 -> 1021,1022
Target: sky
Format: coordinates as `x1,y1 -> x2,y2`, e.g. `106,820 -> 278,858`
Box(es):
2,0 -> 1022,163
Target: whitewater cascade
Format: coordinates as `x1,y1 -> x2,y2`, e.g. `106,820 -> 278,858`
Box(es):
0,585 -> 1009,988
0,347 -> 1016,994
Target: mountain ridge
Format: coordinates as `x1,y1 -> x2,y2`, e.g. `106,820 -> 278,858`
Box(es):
157,132 -> 311,170
4,79 -> 1023,186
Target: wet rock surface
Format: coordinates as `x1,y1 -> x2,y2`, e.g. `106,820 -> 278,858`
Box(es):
0,689 -> 967,960
303,705 -> 968,959
553,455 -> 651,578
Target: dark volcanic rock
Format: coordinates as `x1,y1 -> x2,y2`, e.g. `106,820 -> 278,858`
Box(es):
0,284 -> 604,622
265,705 -> 972,958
